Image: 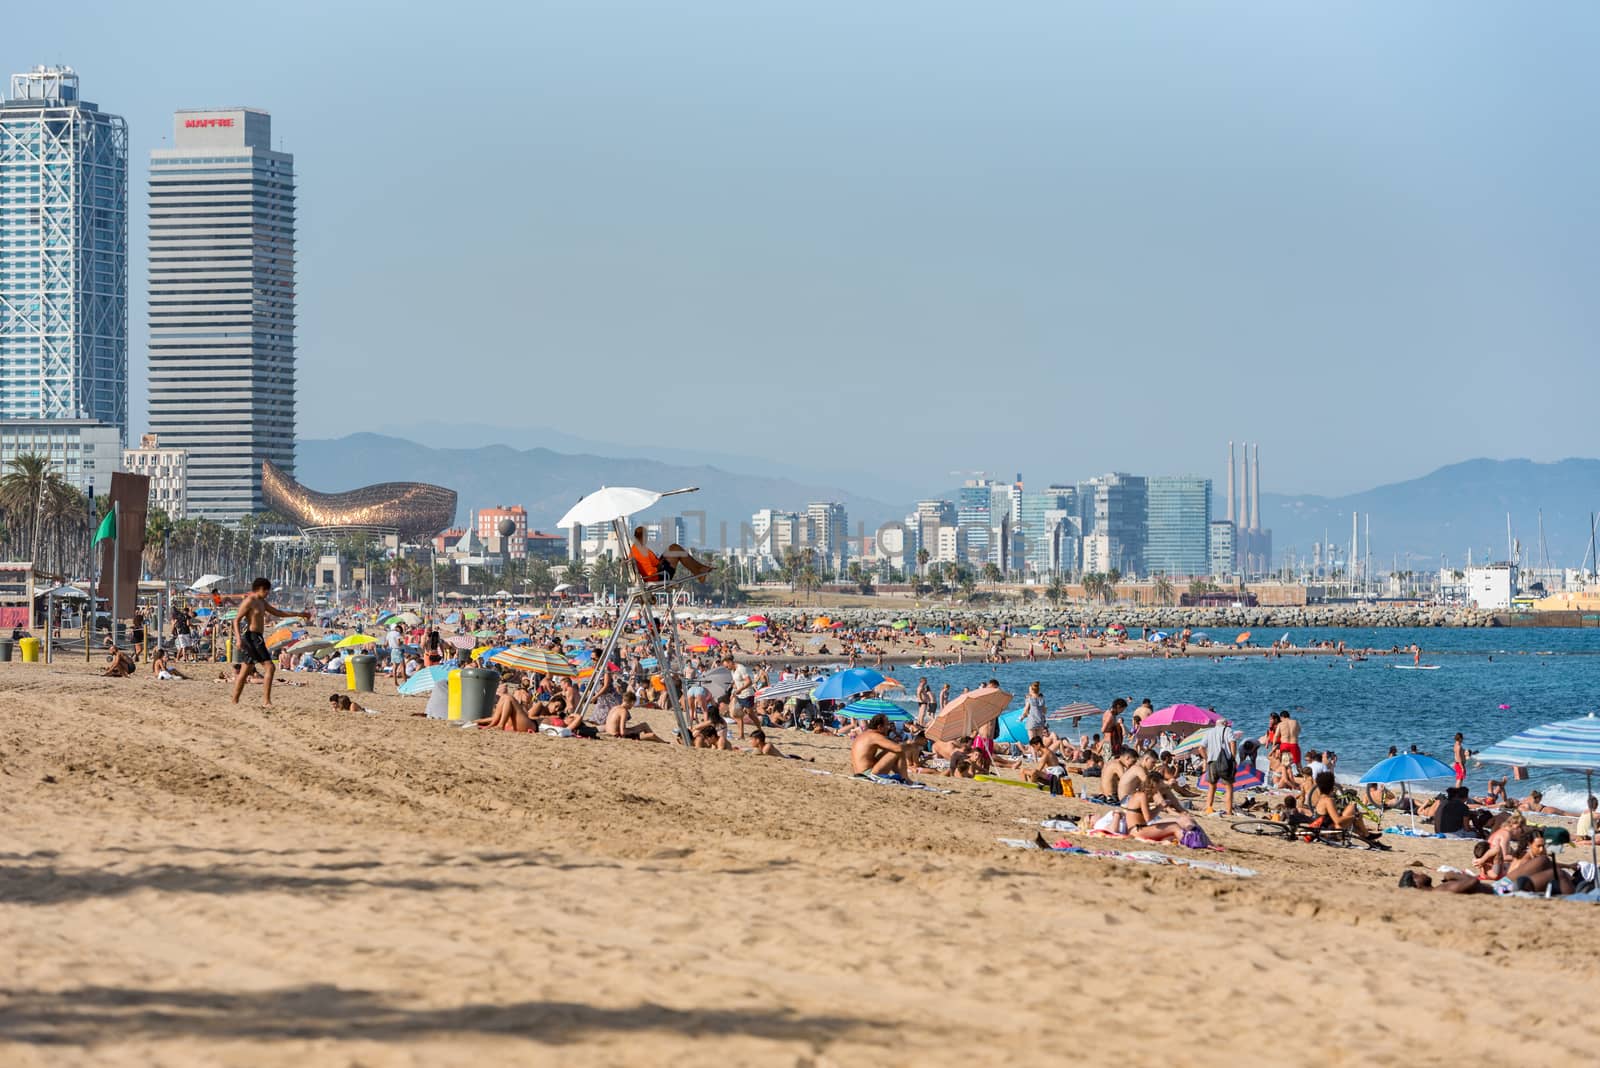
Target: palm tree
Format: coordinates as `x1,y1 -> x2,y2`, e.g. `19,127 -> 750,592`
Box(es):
1151,574 -> 1174,606
1104,568 -> 1122,604
916,547 -> 931,578
1045,574 -> 1066,606
981,562 -> 1001,587
0,453 -> 68,565
563,559 -> 591,592
797,561 -> 820,601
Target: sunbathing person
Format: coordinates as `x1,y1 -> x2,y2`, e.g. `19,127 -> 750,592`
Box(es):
605,692 -> 665,742
692,707 -> 734,750
1096,748 -> 1137,801
1307,771 -> 1391,849
102,641 -> 136,677
151,649 -> 187,680
479,683 -> 534,732
850,713 -> 911,777
1397,869 -> 1494,894
1475,812 -> 1526,878
749,728 -> 785,757
1504,833 -> 1576,894
1515,790 -> 1574,817
930,736 -> 980,778
1476,778 -> 1510,807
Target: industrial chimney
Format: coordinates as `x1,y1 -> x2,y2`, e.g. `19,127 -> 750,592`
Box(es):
1226,441 -> 1235,530
1250,442 -> 1261,533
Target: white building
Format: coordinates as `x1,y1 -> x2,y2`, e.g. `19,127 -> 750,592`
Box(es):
1464,564 -> 1515,611
0,418 -> 120,494
147,108 -> 295,521
122,432 -> 187,518
934,525 -> 965,564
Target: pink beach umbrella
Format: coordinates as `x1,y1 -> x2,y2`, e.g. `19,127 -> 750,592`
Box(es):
1136,703 -> 1223,740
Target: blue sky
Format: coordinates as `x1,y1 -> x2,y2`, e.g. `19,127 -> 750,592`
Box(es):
8,2 -> 1598,496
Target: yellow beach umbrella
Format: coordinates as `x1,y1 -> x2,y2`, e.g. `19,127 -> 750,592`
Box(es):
335,634 -> 378,649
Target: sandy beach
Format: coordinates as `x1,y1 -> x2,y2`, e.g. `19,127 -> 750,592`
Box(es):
3,661 -> 1597,1067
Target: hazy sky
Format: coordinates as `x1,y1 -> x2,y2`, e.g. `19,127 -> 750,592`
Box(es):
8,2 -> 1598,496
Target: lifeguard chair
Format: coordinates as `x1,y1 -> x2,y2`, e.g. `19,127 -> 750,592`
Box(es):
557,486 -> 708,741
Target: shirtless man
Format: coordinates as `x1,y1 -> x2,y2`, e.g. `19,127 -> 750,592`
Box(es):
850,714 -> 910,777
102,639 -> 136,678
230,577 -> 309,707
1098,747 -> 1136,800
1276,711 -> 1302,769
749,728 -> 785,757
605,691 -> 665,742
1100,698 -> 1128,763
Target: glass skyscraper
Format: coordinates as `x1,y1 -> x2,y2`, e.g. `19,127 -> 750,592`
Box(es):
1017,486 -> 1074,576
957,482 -> 992,564
1146,475 -> 1212,576
1081,473 -> 1147,576
147,108 -> 295,521
0,67 -> 127,433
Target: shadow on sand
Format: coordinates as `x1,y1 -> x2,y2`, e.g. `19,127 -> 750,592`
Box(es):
0,984 -> 885,1048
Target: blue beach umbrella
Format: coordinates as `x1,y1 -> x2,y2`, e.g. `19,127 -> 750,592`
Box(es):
812,667 -> 887,702
1479,712 -> 1600,871
836,697 -> 913,723
1358,753 -> 1457,832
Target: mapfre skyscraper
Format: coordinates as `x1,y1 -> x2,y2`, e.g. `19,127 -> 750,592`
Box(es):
147,108 -> 295,521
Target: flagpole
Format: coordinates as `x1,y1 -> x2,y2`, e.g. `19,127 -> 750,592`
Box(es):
111,501 -> 121,650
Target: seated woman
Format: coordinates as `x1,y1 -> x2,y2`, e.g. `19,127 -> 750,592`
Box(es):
1307,771 -> 1391,849
479,683 -> 535,732
1505,832 -> 1576,894
151,648 -> 187,681
692,706 -> 734,750
629,526 -> 712,583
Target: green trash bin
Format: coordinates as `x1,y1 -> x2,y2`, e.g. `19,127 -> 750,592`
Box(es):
0,638 -> 13,662
457,667 -> 501,724
350,654 -> 377,693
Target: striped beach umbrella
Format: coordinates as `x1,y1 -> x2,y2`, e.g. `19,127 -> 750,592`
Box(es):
1479,713 -> 1600,871
756,677 -> 821,702
399,665 -> 450,696
1048,702 -> 1105,725
489,645 -> 578,676
837,697 -> 913,723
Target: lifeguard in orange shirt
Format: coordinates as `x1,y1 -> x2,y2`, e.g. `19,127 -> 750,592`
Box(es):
629,526 -> 712,583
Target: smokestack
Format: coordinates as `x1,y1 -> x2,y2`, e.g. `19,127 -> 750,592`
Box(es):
1226,441 -> 1235,529
1237,443 -> 1247,529
1250,442 -> 1261,533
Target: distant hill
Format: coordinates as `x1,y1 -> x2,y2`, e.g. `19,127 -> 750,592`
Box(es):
1262,458 -> 1600,570
295,434 -> 901,547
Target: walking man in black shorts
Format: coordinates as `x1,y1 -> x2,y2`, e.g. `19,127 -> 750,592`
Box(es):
231,577 -> 309,707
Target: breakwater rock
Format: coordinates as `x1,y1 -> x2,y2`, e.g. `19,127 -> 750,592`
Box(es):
755,603 -> 1497,631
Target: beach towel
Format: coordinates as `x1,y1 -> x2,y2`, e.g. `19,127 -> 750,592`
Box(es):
1010,837 -> 1257,878
853,772 -> 952,794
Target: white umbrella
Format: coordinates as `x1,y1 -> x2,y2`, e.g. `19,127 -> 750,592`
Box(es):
189,574 -> 228,591
556,486 -> 698,528
552,583 -> 573,593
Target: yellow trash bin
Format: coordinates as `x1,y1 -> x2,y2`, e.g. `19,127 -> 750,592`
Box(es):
345,656 -> 357,691
447,668 -> 463,720
18,637 -> 40,662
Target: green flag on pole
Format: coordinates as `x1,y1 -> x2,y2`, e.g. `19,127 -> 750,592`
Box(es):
93,510 -> 116,546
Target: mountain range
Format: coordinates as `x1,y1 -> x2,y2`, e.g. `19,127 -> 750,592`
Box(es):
298,435 -> 1600,570
1261,458 -> 1600,571
297,433 -> 903,545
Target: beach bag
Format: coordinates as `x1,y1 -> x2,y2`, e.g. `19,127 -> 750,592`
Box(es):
1179,824 -> 1212,850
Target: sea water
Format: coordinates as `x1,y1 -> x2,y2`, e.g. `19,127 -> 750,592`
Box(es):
885,626 -> 1600,807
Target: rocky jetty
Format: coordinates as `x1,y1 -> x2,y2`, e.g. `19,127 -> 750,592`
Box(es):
755,603 -> 1496,630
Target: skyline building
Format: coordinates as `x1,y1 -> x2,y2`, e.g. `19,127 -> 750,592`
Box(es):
0,67 -> 128,467
1080,473 -> 1147,576
122,432 -> 188,519
1017,486 -> 1073,576
147,107 -> 296,521
1145,475 -> 1212,576
957,480 -> 993,565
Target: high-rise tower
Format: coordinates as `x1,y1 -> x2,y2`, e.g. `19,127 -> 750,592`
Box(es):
147,108 -> 295,521
0,67 -> 128,436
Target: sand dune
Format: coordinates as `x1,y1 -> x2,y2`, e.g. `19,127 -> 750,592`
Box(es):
1,662 -> 1595,1066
